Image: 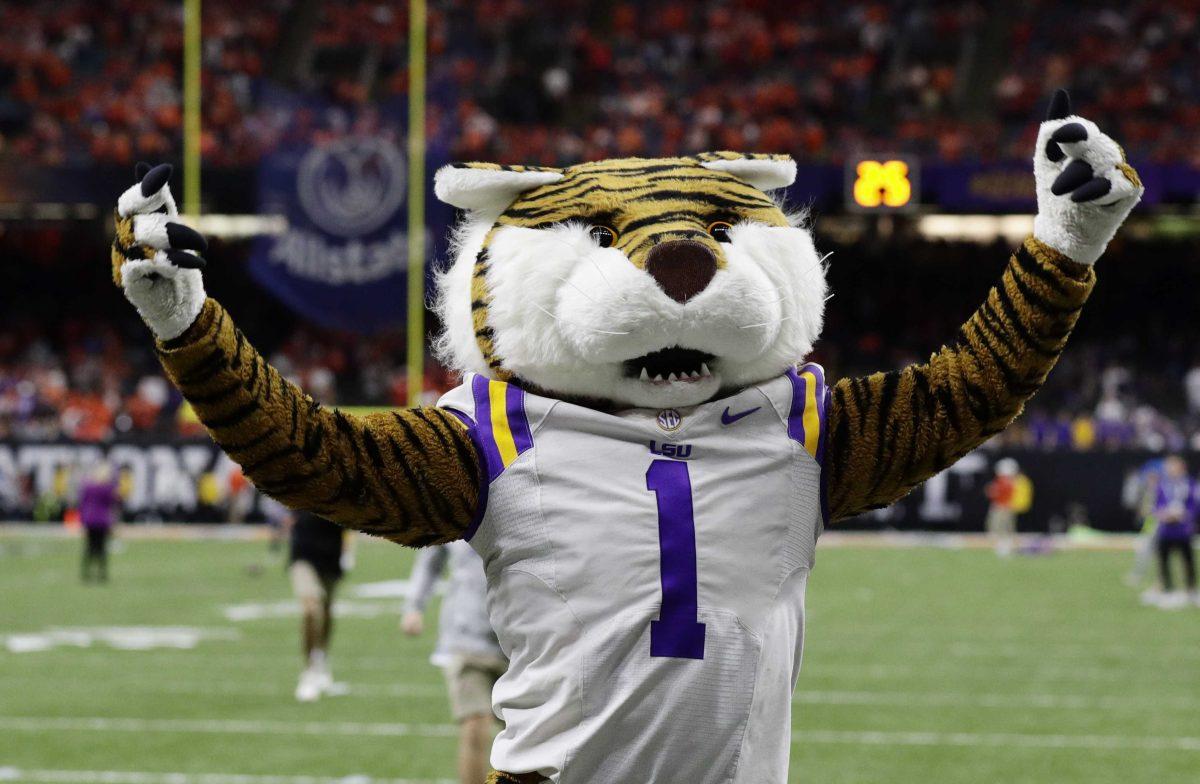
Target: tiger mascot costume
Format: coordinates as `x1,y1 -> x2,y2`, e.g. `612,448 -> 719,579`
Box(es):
111,90 -> 1140,783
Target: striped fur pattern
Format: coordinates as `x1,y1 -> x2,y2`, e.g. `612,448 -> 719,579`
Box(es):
154,299 -> 482,545
464,153 -> 793,376
823,236 -> 1094,521
486,771 -> 544,784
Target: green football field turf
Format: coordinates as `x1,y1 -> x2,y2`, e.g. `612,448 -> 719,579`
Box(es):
1,531 -> 1197,784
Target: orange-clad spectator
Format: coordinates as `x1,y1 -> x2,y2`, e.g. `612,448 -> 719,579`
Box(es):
227,467 -> 255,523
985,459 -> 1034,557
60,392 -> 113,442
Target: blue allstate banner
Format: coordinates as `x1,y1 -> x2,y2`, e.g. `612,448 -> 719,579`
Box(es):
250,113 -> 452,333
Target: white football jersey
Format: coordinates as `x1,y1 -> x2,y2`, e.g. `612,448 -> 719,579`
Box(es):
438,365 -> 828,783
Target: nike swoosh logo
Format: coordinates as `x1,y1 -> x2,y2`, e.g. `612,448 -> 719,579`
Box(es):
721,406 -> 760,426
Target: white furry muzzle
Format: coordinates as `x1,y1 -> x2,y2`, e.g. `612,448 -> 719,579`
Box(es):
435,219 -> 828,408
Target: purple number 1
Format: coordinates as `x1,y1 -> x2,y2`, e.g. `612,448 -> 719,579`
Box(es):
646,459 -> 706,659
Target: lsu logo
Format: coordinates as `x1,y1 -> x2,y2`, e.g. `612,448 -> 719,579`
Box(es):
656,409 -> 682,431
649,440 -> 693,460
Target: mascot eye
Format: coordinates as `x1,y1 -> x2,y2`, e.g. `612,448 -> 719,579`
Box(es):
708,221 -> 734,243
589,225 -> 617,248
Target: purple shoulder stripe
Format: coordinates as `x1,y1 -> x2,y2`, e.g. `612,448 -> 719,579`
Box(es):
818,384 -> 831,525
506,382 -> 535,454
470,375 -> 504,482
786,363 -> 828,459
444,406 -> 489,542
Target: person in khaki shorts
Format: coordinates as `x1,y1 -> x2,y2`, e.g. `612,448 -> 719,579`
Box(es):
402,541 -> 506,784
288,508 -> 355,702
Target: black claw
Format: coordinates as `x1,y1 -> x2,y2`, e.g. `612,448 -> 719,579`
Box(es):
1051,159 -> 1093,196
166,249 -> 206,269
1046,88 -> 1072,121
166,222 -> 209,253
1050,122 -> 1088,144
1070,177 -> 1113,203
1045,139 -> 1066,163
134,161 -> 152,179
140,163 -> 173,197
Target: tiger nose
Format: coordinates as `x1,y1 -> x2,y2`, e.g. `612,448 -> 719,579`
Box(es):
644,240 -> 718,304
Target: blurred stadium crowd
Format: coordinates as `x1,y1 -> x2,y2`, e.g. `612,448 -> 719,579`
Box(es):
2,0 -> 1198,167
2,0 -> 1200,451
0,233 -> 458,442
3,230 -> 1200,451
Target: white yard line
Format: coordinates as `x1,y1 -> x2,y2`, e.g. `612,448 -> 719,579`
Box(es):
42,647 -> 1199,678
0,769 -> 454,784
5,671 -> 1192,713
156,682 -> 447,699
801,660 -> 1200,684
0,526 -> 1141,550
815,531 -> 1138,551
3,716 -> 1197,755
793,689 -> 1200,712
0,717 -> 457,739
791,729 -> 1200,752
15,653 -> 417,672
0,673 -> 444,700
804,637 -> 1200,662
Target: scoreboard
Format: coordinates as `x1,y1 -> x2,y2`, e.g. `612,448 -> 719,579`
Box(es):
845,156 -> 919,213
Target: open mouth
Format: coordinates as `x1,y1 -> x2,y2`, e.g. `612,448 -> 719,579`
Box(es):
622,346 -> 716,384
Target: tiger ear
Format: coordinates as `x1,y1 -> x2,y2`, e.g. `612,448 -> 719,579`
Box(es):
696,152 -> 796,191
434,162 -> 564,212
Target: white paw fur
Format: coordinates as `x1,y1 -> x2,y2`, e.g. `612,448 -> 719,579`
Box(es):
1032,115 -> 1143,265
116,177 -> 207,341
121,255 -> 206,341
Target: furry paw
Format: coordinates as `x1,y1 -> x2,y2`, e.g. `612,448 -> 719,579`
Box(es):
112,163 -> 209,340
1032,89 -> 1143,265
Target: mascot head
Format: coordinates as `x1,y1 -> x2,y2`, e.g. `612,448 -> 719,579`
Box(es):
433,152 -> 827,408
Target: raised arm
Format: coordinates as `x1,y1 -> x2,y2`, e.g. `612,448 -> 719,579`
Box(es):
111,165 -> 482,546
824,91 -> 1143,522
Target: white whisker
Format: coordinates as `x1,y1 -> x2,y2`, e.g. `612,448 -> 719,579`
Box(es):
532,302 -> 631,335
739,316 -> 793,330
535,228 -> 630,303
586,254 -> 632,303
554,275 -> 598,303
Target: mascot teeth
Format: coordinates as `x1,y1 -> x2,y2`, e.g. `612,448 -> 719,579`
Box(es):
622,346 -> 716,386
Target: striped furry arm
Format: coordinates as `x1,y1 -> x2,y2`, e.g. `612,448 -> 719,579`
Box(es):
156,299 -> 482,545
824,237 -> 1094,522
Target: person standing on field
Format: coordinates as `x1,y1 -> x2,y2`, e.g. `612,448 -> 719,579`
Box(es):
1124,457 -> 1164,587
290,510 -> 355,702
985,458 -> 1033,557
1147,455 -> 1197,609
402,541 -> 506,784
78,462 -> 120,583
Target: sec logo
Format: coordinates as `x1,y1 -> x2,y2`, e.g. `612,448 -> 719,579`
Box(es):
656,409 -> 682,432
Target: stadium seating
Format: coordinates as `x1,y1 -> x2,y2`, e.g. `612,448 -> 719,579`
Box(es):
4,1 -> 1197,167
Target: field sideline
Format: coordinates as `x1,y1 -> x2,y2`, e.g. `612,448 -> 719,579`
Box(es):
1,530 -> 1197,783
